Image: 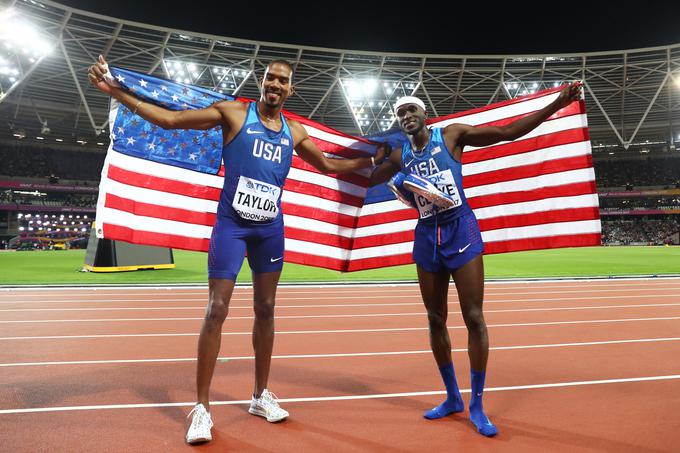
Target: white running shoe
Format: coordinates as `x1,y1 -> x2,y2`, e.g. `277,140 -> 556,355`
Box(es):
185,403 -> 213,445
387,172 -> 416,208
248,389 -> 289,422
403,173 -> 455,209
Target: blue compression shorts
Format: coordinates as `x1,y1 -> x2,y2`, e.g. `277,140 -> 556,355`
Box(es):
413,210 -> 484,273
207,214 -> 285,281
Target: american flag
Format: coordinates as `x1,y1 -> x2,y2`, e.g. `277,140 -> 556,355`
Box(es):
95,68 -> 600,271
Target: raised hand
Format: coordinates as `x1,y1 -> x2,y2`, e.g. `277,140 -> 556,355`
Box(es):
87,55 -> 115,95
555,81 -> 583,109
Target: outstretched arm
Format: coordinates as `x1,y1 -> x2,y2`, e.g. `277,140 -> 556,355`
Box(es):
88,55 -> 228,130
369,148 -> 402,186
290,121 -> 388,174
447,82 -> 582,149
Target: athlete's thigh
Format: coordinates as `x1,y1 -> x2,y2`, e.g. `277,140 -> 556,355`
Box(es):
246,218 -> 285,275
451,253 -> 484,314
417,265 -> 451,315
208,216 -> 247,281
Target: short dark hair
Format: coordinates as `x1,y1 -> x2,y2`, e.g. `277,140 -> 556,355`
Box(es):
267,60 -> 294,78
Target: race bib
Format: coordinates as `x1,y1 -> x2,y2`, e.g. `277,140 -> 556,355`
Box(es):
415,169 -> 463,219
232,176 -> 280,222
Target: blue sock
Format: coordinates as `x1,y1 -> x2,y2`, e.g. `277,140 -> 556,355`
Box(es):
469,369 -> 498,436
424,363 -> 464,419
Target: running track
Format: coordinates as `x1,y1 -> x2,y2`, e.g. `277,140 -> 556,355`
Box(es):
1,278 -> 679,452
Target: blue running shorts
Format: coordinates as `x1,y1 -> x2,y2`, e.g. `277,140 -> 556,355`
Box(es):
208,215 -> 285,280
413,211 -> 484,273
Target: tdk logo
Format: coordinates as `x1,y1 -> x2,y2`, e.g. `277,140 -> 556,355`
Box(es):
252,182 -> 279,197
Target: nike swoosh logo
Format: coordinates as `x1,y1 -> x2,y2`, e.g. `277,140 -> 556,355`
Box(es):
247,128 -> 264,134
459,243 -> 471,253
404,159 -> 415,167
270,257 -> 283,262
476,392 -> 483,397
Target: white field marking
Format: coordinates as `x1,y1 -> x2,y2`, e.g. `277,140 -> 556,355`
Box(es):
1,316 -> 680,341
1,337 -> 680,368
2,277 -> 680,294
2,301 -> 680,323
2,373 -> 679,414
2,289 -> 680,306
2,315 -> 680,341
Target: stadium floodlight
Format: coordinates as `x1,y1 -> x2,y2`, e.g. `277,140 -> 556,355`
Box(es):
163,60 -> 251,93
0,8 -> 52,57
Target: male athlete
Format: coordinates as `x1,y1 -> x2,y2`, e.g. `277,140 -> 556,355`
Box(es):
370,84 -> 581,437
88,56 -> 388,444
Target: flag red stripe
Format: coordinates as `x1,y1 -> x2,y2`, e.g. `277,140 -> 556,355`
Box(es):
283,180 -> 364,207
284,250 -> 348,271
291,156 -> 370,187
484,233 -> 602,254
478,207 -> 600,231
345,253 -> 414,272
356,208 -> 419,227
468,181 -> 598,209
107,165 -> 221,201
352,231 -> 415,249
464,154 -> 594,188
103,224 -> 210,252
282,202 -> 358,228
105,193 -> 216,226
462,128 -> 590,165
285,227 -> 352,249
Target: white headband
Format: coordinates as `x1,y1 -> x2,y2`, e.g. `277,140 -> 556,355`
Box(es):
394,96 -> 426,113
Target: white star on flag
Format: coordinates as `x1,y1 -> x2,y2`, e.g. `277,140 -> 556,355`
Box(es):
148,142 -> 156,150
188,153 -> 197,161
117,127 -> 125,134
126,137 -> 136,145
139,79 -> 148,88
160,85 -> 168,91
115,74 -> 125,83
151,90 -> 160,98
171,94 -> 179,102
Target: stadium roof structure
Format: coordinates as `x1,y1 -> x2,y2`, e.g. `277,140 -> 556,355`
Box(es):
1,0 -> 680,154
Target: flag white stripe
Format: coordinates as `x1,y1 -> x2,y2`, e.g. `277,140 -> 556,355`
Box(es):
432,91 -> 561,128
457,114 -> 587,153
465,168 -> 596,199
463,140 -> 591,176
99,207 -> 212,239
103,179 -> 218,213
482,219 -> 602,242
473,194 -> 600,220
282,191 -> 362,217
287,167 -> 367,197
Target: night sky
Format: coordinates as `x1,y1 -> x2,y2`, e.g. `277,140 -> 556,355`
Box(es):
56,1 -> 680,55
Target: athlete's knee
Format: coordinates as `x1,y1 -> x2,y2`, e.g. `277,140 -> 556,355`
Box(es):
427,309 -> 448,332
204,293 -> 229,325
253,298 -> 275,321
462,305 -> 486,334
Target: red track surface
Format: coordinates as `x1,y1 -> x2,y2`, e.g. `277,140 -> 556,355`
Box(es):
1,278 -> 679,452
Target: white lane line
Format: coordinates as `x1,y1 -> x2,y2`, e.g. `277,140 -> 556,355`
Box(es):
3,287 -> 680,304
2,337 -> 679,368
2,293 -> 680,312
2,276 -> 679,293
2,301 -> 680,324
1,316 -> 680,341
1,374 -> 679,414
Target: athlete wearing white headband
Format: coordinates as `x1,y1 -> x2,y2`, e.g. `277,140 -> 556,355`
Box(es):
394,96 -> 427,113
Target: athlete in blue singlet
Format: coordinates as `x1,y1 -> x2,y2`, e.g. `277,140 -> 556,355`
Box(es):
370,87 -> 581,437
89,56 -> 389,445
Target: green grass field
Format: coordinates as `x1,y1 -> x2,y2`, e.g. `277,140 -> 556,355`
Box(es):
0,246 -> 678,285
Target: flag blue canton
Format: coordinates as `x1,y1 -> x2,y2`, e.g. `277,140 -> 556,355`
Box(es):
108,66 -> 236,174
